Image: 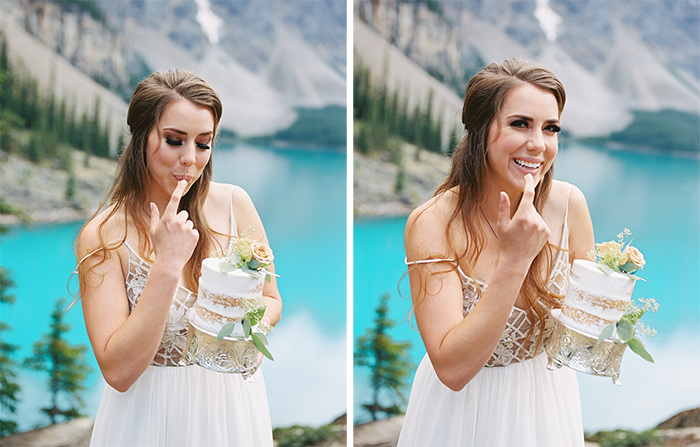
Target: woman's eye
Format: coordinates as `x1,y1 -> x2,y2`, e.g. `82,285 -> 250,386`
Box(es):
197,143 -> 211,150
165,137 -> 183,146
510,120 -> 528,129
545,124 -> 561,133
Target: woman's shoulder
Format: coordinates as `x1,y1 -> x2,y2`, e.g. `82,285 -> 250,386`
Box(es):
76,205 -> 125,256
549,179 -> 588,214
405,188 -> 460,251
207,182 -> 254,210
408,188 -> 458,224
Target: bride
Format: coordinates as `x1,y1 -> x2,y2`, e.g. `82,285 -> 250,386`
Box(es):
76,68 -> 282,446
397,58 -> 594,446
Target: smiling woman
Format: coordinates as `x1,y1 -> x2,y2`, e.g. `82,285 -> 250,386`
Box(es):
397,58 -> 594,447
75,68 -> 282,446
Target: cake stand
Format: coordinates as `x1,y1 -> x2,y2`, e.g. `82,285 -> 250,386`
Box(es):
181,319 -> 258,380
545,309 -> 628,385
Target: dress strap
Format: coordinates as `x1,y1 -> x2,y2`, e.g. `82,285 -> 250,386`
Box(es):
564,183 -> 572,224
227,186 -> 238,251
405,257 -> 455,266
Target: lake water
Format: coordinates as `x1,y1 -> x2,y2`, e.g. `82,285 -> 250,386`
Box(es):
0,142 -> 347,431
354,142 -> 700,431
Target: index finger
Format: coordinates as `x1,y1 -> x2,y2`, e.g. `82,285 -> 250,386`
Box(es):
517,174 -> 536,210
164,180 -> 187,217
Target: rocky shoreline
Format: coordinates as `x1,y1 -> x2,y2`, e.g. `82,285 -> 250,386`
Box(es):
353,145 -> 451,219
0,152 -> 116,226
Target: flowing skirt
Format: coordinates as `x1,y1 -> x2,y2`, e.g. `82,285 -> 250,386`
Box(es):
397,353 -> 583,447
90,365 -> 272,446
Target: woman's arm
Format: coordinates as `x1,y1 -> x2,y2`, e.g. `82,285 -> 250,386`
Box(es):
80,181 -> 199,392
406,175 -> 550,391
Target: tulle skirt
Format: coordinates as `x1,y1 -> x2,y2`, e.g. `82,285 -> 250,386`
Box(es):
397,353 -> 583,447
90,365 -> 272,447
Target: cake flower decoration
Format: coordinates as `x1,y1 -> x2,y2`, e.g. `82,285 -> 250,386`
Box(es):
218,226 -> 279,283
588,228 -> 646,276
590,229 -> 658,362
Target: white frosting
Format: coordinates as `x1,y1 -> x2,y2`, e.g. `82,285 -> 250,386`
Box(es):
190,257 -> 265,337
559,259 -> 636,337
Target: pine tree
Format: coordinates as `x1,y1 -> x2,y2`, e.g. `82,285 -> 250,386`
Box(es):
355,293 -> 413,421
24,298 -> 91,425
0,267 -> 21,437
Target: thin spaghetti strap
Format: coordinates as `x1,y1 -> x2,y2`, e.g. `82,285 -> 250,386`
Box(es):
405,257 -> 455,266
564,183 -> 573,224
227,186 -> 238,252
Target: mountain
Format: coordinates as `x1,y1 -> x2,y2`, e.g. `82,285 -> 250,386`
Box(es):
355,0 -> 700,142
0,0 -> 346,142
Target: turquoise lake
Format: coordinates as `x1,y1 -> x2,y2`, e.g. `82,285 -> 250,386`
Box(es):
354,142 -> 700,431
0,142 -> 347,431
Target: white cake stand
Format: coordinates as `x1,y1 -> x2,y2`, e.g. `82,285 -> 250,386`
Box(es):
181,319 -> 258,380
545,309 -> 628,385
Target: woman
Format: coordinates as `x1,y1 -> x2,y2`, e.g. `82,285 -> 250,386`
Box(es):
397,59 -> 594,446
76,68 -> 282,446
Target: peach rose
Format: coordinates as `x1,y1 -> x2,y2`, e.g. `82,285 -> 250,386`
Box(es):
620,245 -> 645,272
251,241 -> 274,266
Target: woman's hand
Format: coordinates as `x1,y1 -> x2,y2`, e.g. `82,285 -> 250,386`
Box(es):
497,174 -> 551,271
149,180 -> 200,270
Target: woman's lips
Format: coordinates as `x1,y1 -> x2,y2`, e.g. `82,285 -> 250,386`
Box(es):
174,175 -> 192,182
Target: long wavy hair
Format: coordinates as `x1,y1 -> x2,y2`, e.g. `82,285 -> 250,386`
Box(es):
419,58 -> 566,347
78,68 -> 223,294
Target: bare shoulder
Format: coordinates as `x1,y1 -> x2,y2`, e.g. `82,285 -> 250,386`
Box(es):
405,189 -> 459,260
206,181 -> 235,208
550,180 -> 594,258
76,205 -> 125,258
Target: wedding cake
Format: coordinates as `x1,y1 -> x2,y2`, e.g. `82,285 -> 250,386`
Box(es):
184,227 -> 276,369
558,259 -> 637,337
189,257 -> 266,338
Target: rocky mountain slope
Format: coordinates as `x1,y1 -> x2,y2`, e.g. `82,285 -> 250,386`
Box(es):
1,0 -> 346,141
355,0 -> 700,139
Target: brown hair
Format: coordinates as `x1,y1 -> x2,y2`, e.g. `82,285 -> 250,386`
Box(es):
420,58 -> 566,346
78,68 -> 223,293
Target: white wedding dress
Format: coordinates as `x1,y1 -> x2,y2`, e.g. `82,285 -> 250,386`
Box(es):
89,198 -> 272,446
397,187 -> 584,447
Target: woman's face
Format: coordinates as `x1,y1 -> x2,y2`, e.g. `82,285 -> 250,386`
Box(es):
145,99 -> 214,203
485,83 -> 560,197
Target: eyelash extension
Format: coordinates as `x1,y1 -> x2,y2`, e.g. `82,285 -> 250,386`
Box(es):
197,143 -> 211,150
165,137 -> 183,146
547,125 -> 561,133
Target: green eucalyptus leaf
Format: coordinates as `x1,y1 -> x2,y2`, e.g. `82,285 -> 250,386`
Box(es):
616,319 -> 634,342
597,264 -> 617,275
266,274 -> 272,283
252,333 -> 274,361
618,261 -> 640,274
597,325 -> 614,344
628,337 -> 654,363
252,331 -> 268,345
242,317 -> 251,337
219,261 -> 237,273
248,259 -> 262,270
216,322 -> 235,341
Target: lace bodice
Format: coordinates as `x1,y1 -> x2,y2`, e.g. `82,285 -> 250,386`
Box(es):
457,233 -> 570,368
407,185 -> 573,368
124,244 -> 196,367
124,187 -> 238,367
